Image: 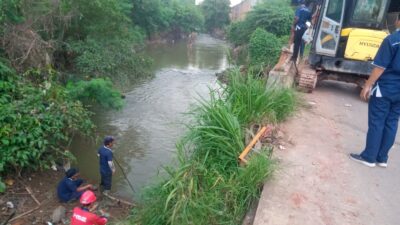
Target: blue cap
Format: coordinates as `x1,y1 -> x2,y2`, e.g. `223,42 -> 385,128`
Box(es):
104,136 -> 115,146
66,168 -> 79,178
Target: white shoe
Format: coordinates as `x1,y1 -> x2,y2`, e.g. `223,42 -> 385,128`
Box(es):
377,162 -> 388,168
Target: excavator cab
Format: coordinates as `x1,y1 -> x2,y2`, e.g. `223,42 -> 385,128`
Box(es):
271,0 -> 399,92
304,0 -> 400,90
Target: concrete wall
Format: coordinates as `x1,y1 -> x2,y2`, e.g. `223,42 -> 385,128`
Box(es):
230,0 -> 260,22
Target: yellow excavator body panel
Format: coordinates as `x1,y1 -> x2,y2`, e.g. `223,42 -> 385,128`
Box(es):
343,28 -> 389,61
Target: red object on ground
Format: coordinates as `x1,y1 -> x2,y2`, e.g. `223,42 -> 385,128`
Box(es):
70,207 -> 108,225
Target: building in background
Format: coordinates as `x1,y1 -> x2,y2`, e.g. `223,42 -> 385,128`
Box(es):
230,0 -> 260,22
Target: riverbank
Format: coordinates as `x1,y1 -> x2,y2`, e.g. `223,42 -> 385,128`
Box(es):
131,69 -> 297,224
0,170 -> 132,224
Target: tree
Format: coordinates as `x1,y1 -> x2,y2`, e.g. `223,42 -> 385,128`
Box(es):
201,0 -> 230,32
249,28 -> 281,68
228,0 -> 293,46
131,0 -> 203,37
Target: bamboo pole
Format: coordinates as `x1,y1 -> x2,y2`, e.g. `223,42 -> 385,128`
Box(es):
238,126 -> 270,164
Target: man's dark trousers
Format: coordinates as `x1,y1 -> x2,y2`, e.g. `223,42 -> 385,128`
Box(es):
100,173 -> 112,191
361,93 -> 400,163
292,26 -> 307,62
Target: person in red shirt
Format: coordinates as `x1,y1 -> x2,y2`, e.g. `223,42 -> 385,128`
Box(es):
71,190 -> 108,225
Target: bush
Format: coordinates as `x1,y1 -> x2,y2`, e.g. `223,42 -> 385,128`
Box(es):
131,0 -> 204,36
69,38 -> 152,88
67,78 -> 124,110
201,0 -> 230,32
228,0 -> 293,46
249,28 -> 281,68
0,62 -> 94,173
227,21 -> 249,46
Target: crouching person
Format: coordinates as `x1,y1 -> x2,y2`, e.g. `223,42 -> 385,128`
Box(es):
71,190 -> 108,225
57,168 -> 93,203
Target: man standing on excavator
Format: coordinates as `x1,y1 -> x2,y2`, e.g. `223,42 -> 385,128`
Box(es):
350,14 -> 400,168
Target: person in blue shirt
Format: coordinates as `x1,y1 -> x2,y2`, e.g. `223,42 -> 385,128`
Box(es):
350,14 -> 400,168
57,168 -> 94,203
98,136 -> 116,192
291,0 -> 312,62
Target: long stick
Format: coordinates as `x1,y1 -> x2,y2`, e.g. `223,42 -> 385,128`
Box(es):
239,126 -> 271,164
102,192 -> 136,207
25,186 -> 40,205
113,157 -> 136,193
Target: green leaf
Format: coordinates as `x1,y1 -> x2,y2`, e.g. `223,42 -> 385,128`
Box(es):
0,178 -> 6,193
1,139 -> 9,145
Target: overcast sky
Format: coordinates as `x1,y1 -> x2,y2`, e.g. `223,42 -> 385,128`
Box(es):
196,0 -> 243,7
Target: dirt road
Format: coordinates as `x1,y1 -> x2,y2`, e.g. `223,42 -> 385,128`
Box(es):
253,81 -> 400,225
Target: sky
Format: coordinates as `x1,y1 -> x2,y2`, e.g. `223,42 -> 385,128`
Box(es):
195,0 -> 243,7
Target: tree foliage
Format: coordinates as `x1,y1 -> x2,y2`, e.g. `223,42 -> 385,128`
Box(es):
249,28 -> 281,68
0,0 -> 23,24
67,78 -> 124,110
0,0 -> 206,177
201,0 -> 231,32
131,0 -> 204,36
0,62 -> 94,173
228,0 -> 293,46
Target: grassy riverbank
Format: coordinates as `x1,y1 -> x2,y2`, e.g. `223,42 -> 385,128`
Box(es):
132,69 -> 297,225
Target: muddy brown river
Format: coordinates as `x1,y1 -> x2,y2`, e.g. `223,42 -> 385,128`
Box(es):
70,34 -> 229,198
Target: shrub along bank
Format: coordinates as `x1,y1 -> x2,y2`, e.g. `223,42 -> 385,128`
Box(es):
0,62 -> 94,178
132,69 -> 297,224
228,0 -> 293,69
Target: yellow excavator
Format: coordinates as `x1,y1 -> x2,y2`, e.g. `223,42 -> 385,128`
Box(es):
271,0 -> 400,92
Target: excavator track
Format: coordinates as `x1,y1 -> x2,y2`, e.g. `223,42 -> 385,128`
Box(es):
297,64 -> 318,93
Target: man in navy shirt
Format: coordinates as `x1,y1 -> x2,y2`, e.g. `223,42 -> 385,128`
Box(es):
57,168 -> 93,202
350,14 -> 400,168
98,136 -> 116,192
291,0 -> 312,62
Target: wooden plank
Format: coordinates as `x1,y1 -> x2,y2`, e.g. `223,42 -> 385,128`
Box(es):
239,126 -> 271,163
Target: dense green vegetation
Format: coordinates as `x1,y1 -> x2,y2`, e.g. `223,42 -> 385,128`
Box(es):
201,0 -> 231,32
0,0 -> 206,182
249,28 -> 282,69
0,62 -> 94,174
133,70 -> 297,224
228,0 -> 293,67
132,0 -> 204,38
228,0 -> 293,46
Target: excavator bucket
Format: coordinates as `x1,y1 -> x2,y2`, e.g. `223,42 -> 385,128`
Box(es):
268,48 -> 318,93
268,48 -> 296,88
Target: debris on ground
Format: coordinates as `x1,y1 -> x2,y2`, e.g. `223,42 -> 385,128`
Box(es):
0,170 -> 132,224
308,101 -> 317,105
51,206 -> 66,223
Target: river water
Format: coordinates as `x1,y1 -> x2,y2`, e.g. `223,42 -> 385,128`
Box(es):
71,34 -> 229,198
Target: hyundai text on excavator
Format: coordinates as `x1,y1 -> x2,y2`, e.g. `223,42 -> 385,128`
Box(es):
270,0 -> 400,92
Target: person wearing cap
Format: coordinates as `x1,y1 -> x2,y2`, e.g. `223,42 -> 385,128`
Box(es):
71,190 -> 108,225
291,0 -> 312,62
97,136 -> 116,192
350,15 -> 400,168
57,168 -> 93,203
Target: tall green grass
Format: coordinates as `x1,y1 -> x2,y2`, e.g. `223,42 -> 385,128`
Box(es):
224,69 -> 297,125
132,69 -> 297,225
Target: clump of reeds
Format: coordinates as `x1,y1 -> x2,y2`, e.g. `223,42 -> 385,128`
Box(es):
132,68 -> 297,225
